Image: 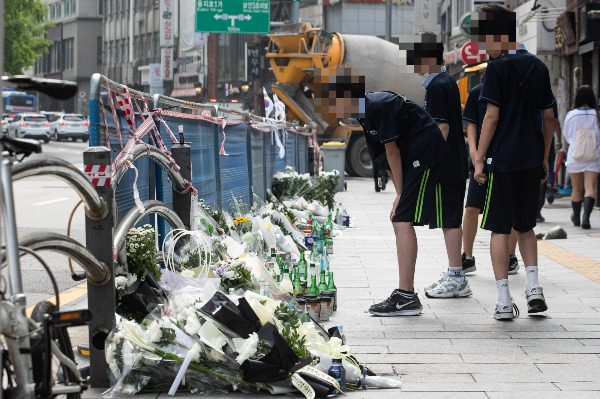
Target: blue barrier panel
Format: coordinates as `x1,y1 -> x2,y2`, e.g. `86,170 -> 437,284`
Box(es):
298,135 -> 307,174
219,123 -> 251,212
250,128 -> 266,202
273,131 -> 287,175
285,131 -> 297,168
157,116 -> 219,210
264,132 -> 275,191
103,107 -> 151,225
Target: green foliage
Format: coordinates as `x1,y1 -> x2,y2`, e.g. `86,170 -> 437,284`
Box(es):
126,225 -> 161,281
274,303 -> 310,361
3,0 -> 54,74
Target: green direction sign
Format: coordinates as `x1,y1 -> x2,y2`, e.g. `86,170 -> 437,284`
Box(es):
460,13 -> 472,37
196,0 -> 271,34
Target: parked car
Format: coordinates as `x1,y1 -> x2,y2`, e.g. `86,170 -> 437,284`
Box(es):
6,113 -> 51,143
1,113 -> 17,134
49,113 -> 89,142
41,111 -> 64,123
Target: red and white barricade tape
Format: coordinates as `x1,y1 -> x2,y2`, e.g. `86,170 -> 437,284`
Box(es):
84,164 -> 111,186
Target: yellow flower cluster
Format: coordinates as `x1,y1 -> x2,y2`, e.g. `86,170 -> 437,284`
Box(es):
234,217 -> 248,225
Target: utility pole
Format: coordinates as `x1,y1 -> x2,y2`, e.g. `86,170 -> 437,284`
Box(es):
291,0 -> 300,23
385,0 -> 392,42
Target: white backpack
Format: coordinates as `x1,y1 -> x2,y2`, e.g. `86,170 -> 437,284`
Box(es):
572,119 -> 599,163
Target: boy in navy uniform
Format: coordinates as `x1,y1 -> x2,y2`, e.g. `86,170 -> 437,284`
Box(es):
472,4 -> 554,320
406,32 -> 472,298
313,67 -> 447,316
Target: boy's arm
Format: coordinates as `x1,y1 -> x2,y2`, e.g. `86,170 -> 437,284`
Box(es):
474,103 -> 500,184
385,142 -> 403,221
542,107 -> 555,182
554,117 -> 562,149
467,122 -> 478,163
437,122 -> 450,141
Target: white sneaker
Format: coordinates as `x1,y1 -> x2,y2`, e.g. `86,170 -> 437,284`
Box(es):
424,273 -> 448,291
425,277 -> 472,298
525,285 -> 548,314
494,300 -> 520,320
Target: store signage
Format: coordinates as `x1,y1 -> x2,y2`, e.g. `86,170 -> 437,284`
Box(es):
459,13 -> 471,37
160,0 -> 174,47
461,41 -> 486,65
161,48 -> 174,81
246,43 -> 261,81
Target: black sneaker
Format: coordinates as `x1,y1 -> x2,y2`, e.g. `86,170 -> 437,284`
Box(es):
546,186 -> 554,204
368,290 -> 422,316
536,213 -> 545,223
462,252 -> 476,274
508,255 -> 520,275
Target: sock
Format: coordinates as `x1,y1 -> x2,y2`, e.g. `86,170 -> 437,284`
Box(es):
448,267 -> 465,283
525,266 -> 539,287
466,255 -> 473,260
496,279 -> 511,303
395,289 -> 415,298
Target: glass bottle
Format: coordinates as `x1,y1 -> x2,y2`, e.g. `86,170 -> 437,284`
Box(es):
342,208 -> 349,227
292,266 -> 302,297
336,202 -> 343,224
327,272 -> 337,311
308,262 -> 317,280
298,251 -> 308,282
328,354 -> 346,394
277,255 -> 285,283
317,270 -> 328,293
324,213 -> 333,238
320,250 -> 329,273
308,275 -> 319,296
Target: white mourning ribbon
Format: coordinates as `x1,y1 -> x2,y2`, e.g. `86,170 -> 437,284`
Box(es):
127,160 -> 145,214
269,120 -> 285,159
290,365 -> 345,399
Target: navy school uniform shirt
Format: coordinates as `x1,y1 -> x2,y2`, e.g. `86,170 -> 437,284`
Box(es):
479,48 -> 555,172
462,83 -> 486,169
423,69 -> 469,182
358,91 -> 447,172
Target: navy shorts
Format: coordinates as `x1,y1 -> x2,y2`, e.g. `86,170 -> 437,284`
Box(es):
480,167 -> 543,234
392,164 -> 442,226
465,169 -> 486,210
428,179 -> 467,229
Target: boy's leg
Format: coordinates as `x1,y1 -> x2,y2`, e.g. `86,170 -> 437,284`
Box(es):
426,180 -> 472,298
462,169 -> 486,272
462,207 -> 480,258
394,222 -> 417,292
508,229 -> 520,275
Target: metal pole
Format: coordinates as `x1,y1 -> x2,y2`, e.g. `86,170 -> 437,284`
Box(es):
84,147 -> 115,388
291,1 -> 300,23
1,0 -> 5,112
385,0 -> 392,42
171,143 -> 192,229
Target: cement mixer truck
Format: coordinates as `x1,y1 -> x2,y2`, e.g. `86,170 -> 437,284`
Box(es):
266,23 -> 426,177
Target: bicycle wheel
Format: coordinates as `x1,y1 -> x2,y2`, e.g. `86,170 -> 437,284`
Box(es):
30,301 -> 81,399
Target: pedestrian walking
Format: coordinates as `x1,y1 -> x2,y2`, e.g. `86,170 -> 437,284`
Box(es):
563,85 -> 600,229
313,66 -> 448,316
407,32 -> 472,299
472,3 -> 554,320
537,102 -> 562,223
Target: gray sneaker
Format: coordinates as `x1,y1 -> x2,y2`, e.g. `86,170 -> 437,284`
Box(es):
425,277 -> 473,298
424,273 -> 448,291
508,255 -> 520,275
494,300 -> 520,320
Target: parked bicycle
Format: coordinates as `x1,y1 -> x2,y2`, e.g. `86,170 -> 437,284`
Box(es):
1,76 -> 110,399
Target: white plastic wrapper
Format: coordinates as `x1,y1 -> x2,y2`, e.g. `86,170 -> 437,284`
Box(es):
272,210 -> 305,247
256,217 -> 277,250
221,236 -> 248,258
307,201 -> 329,217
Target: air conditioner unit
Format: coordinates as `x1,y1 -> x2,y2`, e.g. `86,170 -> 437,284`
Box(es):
135,13 -> 144,23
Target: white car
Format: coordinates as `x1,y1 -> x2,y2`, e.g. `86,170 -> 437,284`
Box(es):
50,113 -> 89,142
7,113 -> 51,143
1,114 -> 17,134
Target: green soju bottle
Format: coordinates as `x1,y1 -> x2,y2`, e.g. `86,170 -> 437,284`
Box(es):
298,251 -> 308,282
308,275 -> 319,296
292,266 -> 302,297
327,271 -> 337,311
277,255 -> 285,283
324,213 -> 333,238
317,270 -> 328,293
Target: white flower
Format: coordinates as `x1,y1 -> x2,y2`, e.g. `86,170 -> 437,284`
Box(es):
126,273 -> 137,287
115,276 -> 128,290
115,266 -> 125,275
180,269 -> 195,278
184,314 -> 202,335
146,320 -> 163,343
189,342 -> 202,362
235,333 -> 259,364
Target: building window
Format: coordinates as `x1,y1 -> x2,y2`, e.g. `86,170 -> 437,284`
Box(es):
64,38 -> 74,70
71,0 -> 76,15
65,0 -> 70,16
153,32 -> 159,59
56,2 -> 62,19
97,36 -> 102,65
50,4 -> 55,20
115,0 -> 119,15
50,44 -> 59,72
217,34 -> 253,83
98,0 -> 103,16
146,33 -> 152,59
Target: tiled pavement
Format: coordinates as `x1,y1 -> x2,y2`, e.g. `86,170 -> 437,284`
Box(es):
84,176 -> 600,398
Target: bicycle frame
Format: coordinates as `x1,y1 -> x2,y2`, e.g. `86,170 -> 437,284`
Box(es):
0,143 -> 36,398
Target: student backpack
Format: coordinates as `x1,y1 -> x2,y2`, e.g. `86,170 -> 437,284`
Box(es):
571,118 -> 599,162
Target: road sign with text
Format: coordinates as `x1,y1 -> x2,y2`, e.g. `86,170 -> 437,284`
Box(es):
196,0 -> 271,34
461,42 -> 486,65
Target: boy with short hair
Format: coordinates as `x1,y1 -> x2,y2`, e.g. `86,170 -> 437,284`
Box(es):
472,3 -> 554,319
405,32 -> 472,298
313,66 -> 448,316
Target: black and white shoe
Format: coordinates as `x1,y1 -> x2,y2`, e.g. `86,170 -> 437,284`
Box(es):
462,252 -> 476,274
526,285 -> 548,313
368,290 -> 422,316
508,255 -> 520,275
494,300 -> 520,321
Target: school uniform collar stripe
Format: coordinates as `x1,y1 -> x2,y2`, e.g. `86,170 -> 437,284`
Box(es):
422,66 -> 447,88
508,43 -> 527,54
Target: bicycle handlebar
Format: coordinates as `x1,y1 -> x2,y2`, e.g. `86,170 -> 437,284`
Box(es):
1,76 -> 77,100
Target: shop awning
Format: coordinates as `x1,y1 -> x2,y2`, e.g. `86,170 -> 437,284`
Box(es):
170,88 -> 197,98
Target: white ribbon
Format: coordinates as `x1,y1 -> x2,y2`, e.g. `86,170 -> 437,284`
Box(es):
269,121 -> 285,159
127,161 -> 145,214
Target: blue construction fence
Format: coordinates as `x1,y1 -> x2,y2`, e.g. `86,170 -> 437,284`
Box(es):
91,94 -> 309,228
